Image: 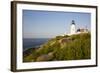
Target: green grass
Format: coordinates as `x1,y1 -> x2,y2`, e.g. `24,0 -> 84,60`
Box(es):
23,32 -> 91,62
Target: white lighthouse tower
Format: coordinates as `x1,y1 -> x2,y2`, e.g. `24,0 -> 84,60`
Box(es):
70,20 -> 76,35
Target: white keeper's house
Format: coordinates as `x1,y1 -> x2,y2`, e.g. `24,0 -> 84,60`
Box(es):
69,20 -> 88,35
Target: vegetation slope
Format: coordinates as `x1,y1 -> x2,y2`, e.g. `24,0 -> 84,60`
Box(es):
23,32 -> 91,62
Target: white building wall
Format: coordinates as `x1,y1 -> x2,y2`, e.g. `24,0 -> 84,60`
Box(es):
70,24 -> 76,35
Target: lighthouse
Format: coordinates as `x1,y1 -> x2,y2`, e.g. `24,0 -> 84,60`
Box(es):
70,20 -> 76,35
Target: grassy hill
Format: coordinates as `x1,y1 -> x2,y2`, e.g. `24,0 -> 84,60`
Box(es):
23,32 -> 91,62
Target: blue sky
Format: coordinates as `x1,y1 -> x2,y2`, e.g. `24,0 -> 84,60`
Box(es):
23,10 -> 91,38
